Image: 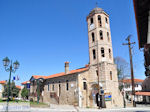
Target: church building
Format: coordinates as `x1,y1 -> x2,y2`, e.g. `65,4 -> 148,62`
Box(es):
29,7 -> 123,108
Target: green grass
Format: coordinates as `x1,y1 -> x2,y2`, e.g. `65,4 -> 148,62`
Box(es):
30,101 -> 49,108
0,98 -> 49,108
0,98 -> 28,103
0,99 -> 3,102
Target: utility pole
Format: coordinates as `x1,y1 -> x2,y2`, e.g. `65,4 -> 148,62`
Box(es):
122,35 -> 136,107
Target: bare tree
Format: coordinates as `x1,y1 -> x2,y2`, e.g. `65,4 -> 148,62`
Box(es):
114,56 -> 130,80
114,56 -> 130,107
114,56 -> 130,92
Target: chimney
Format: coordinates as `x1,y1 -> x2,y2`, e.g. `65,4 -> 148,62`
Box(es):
65,62 -> 69,74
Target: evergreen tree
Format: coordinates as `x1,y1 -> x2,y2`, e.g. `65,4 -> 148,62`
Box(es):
2,81 -> 20,98
21,87 -> 29,100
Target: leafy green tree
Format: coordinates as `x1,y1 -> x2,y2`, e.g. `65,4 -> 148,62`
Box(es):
2,81 -> 19,98
21,87 -> 29,100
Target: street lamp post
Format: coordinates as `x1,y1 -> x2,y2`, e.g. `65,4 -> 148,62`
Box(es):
37,79 -> 40,104
26,81 -> 30,100
2,57 -> 20,102
35,78 -> 43,104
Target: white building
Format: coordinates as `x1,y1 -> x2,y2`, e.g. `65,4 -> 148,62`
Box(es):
139,76 -> 150,103
120,79 -> 143,102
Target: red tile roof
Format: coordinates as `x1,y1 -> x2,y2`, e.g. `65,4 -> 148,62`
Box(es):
135,92 -> 150,96
0,80 -> 6,84
21,81 -> 30,85
32,75 -> 47,79
45,72 -> 65,79
0,80 -> 21,89
45,67 -> 88,79
121,79 -> 144,83
16,85 -> 21,90
31,66 -> 88,80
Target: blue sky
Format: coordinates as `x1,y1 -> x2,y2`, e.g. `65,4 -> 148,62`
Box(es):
0,0 -> 145,86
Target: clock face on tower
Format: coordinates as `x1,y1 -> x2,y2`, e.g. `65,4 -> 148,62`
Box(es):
89,24 -> 95,31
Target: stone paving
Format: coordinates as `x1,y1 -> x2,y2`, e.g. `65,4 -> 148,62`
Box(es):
0,103 -> 150,112
31,107 -> 150,112
0,102 -> 30,112
30,104 -> 150,112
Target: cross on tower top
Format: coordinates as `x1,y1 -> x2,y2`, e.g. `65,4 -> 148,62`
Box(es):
96,2 -> 98,8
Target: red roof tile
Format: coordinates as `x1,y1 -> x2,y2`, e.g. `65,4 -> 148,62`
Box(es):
0,80 -> 21,89
21,81 -> 30,85
0,80 -> 6,84
121,79 -> 144,83
135,92 -> 150,96
32,75 -> 47,79
45,67 -> 88,79
16,85 -> 21,89
30,66 -> 88,81
46,72 -> 65,79
68,67 -> 88,74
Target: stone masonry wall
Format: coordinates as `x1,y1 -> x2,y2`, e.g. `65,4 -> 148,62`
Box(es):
43,73 -> 78,105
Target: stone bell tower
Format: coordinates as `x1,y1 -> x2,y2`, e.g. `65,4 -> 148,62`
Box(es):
87,7 -> 113,65
86,7 -> 123,108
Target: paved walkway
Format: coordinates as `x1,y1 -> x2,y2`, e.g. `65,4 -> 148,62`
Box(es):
0,103 -> 150,112
31,107 -> 150,112
0,102 -> 30,111
50,104 -> 76,111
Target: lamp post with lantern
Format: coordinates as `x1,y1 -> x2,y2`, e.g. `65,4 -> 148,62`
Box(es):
35,78 -> 43,104
2,57 -> 20,102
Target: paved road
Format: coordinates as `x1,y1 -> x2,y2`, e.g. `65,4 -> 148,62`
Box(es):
0,103 -> 150,112
0,107 -> 150,111
30,107 -> 150,112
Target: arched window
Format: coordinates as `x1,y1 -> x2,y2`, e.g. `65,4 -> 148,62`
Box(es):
52,82 -> 54,91
92,32 -> 95,42
92,49 -> 96,59
66,80 -> 69,91
90,18 -> 93,24
83,82 -> 87,90
110,71 -> 112,80
107,32 -> 110,41
105,17 -> 108,24
101,47 -> 105,57
100,30 -> 103,40
48,82 -> 50,91
98,15 -> 102,27
59,81 -> 61,96
59,81 -> 61,88
83,78 -> 87,90
109,49 -> 111,58
96,70 -> 98,76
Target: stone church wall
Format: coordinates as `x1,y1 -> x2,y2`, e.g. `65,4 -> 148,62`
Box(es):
43,73 -> 78,105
